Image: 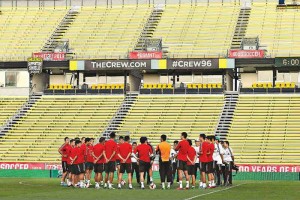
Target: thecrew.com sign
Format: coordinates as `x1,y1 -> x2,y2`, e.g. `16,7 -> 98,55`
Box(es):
86,60 -> 151,70
69,58 -> 235,71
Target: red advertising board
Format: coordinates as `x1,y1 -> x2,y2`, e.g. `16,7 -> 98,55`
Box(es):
228,50 -> 265,58
33,52 -> 66,61
0,162 -> 45,170
129,51 -> 163,59
237,164 -> 300,173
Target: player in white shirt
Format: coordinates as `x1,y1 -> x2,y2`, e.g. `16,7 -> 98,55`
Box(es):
170,140 -> 179,185
222,141 -> 234,186
131,142 -> 140,184
193,139 -> 200,182
212,136 -> 224,186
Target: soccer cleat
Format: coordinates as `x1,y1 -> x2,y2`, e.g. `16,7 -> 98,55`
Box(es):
108,187 -> 115,190
95,185 -> 100,189
141,186 -> 145,190
191,186 -> 195,189
176,187 -> 183,190
86,184 -> 90,188
185,187 -> 189,190
100,181 -> 104,186
104,183 -> 107,189
167,186 -> 171,189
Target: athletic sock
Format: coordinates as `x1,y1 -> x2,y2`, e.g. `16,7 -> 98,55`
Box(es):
162,182 -> 165,189
167,182 -> 171,188
141,182 -> 145,188
80,180 -> 84,188
212,180 -> 216,186
179,181 -> 183,188
129,184 -> 133,188
150,177 -> 153,183
203,183 -> 207,188
208,181 -> 212,187
200,182 -> 203,187
186,181 -> 189,188
118,183 -> 121,188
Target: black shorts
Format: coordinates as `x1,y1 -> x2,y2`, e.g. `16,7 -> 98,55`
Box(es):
67,164 -> 71,173
213,161 -> 222,172
85,162 -> 94,170
200,162 -> 208,173
177,160 -> 187,171
94,163 -> 105,173
70,164 -> 77,175
187,165 -> 195,175
139,161 -> 150,173
120,163 -> 132,174
116,160 -> 120,166
62,161 -> 68,173
207,161 -> 214,173
77,163 -> 86,175
105,161 -> 116,173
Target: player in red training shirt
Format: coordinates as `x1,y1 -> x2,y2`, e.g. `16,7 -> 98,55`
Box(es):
103,132 -> 118,189
199,133 -> 209,189
117,135 -> 133,189
175,132 -> 190,190
92,137 -> 106,189
69,140 -> 84,187
187,139 -> 197,189
134,136 -> 153,189
58,137 -> 70,186
207,136 -> 216,188
85,138 -> 94,188
66,139 -> 75,187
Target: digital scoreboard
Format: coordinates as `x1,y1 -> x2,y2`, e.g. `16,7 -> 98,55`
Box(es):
275,57 -> 300,67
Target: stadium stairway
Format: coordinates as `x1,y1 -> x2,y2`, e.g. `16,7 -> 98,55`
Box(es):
215,92 -> 238,140
230,7 -> 251,49
42,7 -> 80,55
134,6 -> 164,51
0,94 -> 42,137
102,93 -> 138,138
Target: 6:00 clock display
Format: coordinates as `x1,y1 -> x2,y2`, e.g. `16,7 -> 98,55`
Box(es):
275,58 -> 300,67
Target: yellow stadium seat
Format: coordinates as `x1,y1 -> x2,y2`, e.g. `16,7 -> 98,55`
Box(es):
217,83 -> 222,88
167,84 -> 173,89
49,85 -> 54,89
192,84 -> 198,89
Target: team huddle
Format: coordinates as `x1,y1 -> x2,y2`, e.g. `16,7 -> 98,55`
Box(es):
58,132 -> 235,190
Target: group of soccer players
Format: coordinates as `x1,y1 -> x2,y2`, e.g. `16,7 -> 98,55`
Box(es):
58,131 -> 234,190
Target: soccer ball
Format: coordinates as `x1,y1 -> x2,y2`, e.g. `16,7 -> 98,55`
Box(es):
121,180 -> 126,186
149,183 -> 156,190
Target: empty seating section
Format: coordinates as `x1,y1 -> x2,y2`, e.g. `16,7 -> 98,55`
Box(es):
152,4 -> 239,58
246,3 -> 300,57
0,95 -> 124,162
91,84 -> 124,89
0,8 -> 67,61
116,95 -> 224,147
0,97 -> 27,126
252,82 -> 296,88
49,84 -> 73,90
143,83 -> 173,89
62,6 -> 152,59
187,83 -> 222,89
228,95 -> 300,164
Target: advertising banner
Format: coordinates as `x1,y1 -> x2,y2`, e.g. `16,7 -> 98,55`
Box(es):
228,50 -> 265,58
129,51 -> 163,59
27,57 -> 43,74
237,164 -> 300,173
0,162 -> 44,170
33,52 -> 66,61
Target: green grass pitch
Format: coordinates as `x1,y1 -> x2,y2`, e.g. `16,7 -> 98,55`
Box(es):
0,178 -> 299,200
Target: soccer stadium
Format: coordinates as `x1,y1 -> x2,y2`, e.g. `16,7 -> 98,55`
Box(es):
0,0 -> 300,199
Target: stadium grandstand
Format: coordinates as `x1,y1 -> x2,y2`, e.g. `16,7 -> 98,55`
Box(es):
0,0 -> 300,198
